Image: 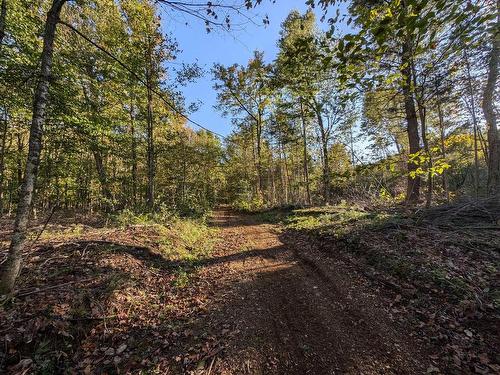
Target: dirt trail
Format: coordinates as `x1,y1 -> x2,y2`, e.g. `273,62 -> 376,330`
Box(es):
195,208 -> 430,374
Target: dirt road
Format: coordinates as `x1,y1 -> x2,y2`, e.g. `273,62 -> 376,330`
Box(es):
193,209 -> 430,374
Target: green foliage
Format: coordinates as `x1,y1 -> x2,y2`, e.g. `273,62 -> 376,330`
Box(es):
232,195 -> 265,213
113,205 -> 176,226
378,187 -> 405,203
284,205 -> 371,234
0,0 -> 493,220
0,0 -> 223,216
408,150 -> 451,179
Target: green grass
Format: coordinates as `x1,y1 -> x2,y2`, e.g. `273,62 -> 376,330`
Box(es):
277,203 -> 480,303
172,267 -> 190,288
283,205 -> 375,234
276,204 -> 410,242
113,207 -> 218,261
155,219 -> 218,262
39,223 -> 87,241
113,209 -> 219,288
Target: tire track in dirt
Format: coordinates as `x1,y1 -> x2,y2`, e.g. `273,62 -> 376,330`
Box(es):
198,209 -> 430,374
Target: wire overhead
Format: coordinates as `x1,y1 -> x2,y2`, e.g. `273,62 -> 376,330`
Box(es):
58,20 -> 229,142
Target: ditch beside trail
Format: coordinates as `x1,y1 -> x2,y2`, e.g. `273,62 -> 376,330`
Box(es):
195,208 -> 431,374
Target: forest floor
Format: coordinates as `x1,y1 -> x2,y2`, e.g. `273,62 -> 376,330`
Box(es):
0,203 -> 499,374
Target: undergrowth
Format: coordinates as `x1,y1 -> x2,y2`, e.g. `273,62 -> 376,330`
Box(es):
278,203 -> 498,305
1,209 -> 220,373
34,209 -> 219,294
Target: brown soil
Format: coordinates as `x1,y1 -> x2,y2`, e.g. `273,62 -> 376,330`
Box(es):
1,208 -> 442,374
195,208 -> 431,374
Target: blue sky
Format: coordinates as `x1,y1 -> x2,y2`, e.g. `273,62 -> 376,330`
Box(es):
160,0 -> 346,137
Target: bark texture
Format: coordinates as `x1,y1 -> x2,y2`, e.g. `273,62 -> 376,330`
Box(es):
145,38 -> 155,210
483,0 -> 500,201
129,99 -> 137,206
0,0 -> 6,46
401,41 -> 421,204
299,98 -> 312,205
0,0 -> 66,294
314,103 -> 330,203
91,146 -> 112,210
0,108 -> 7,214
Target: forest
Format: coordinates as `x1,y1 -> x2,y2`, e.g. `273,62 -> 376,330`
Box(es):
0,0 -> 499,374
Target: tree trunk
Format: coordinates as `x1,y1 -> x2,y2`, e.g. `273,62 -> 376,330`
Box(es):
16,132 -> 23,187
0,107 -> 7,215
91,145 -> 112,211
464,49 -> 481,198
436,97 -> 450,202
256,111 -> 264,196
0,0 -> 6,47
145,38 -> 155,211
280,139 -> 289,205
483,0 -> 500,201
269,154 -> 276,205
289,150 -> 296,203
0,0 -> 66,295
146,85 -> 154,210
401,41 -> 421,204
418,105 -> 432,207
411,60 -> 431,207
299,98 -> 311,206
314,104 -> 330,203
478,127 -> 489,164
129,98 -> 137,206
249,124 -> 258,196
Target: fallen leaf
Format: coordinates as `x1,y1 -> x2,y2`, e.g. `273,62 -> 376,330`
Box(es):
116,344 -> 127,355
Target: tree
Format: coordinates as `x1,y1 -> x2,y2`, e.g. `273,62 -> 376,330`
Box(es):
0,0 -> 232,294
483,0 -> 499,200
213,51 -> 273,197
344,0 -> 487,203
0,0 -> 67,294
275,10 -> 329,203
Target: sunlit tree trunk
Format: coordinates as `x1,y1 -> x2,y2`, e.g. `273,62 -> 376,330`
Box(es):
269,154 -> 276,205
0,107 -> 7,215
289,147 -> 296,203
129,98 -> 137,207
280,139 -> 289,205
401,40 -> 421,204
436,97 -> 449,202
0,0 -> 67,295
299,98 -> 311,205
250,124 -> 258,196
145,36 -> 155,210
256,110 -> 264,196
483,0 -> 500,201
313,102 -> 330,203
0,0 -> 6,46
